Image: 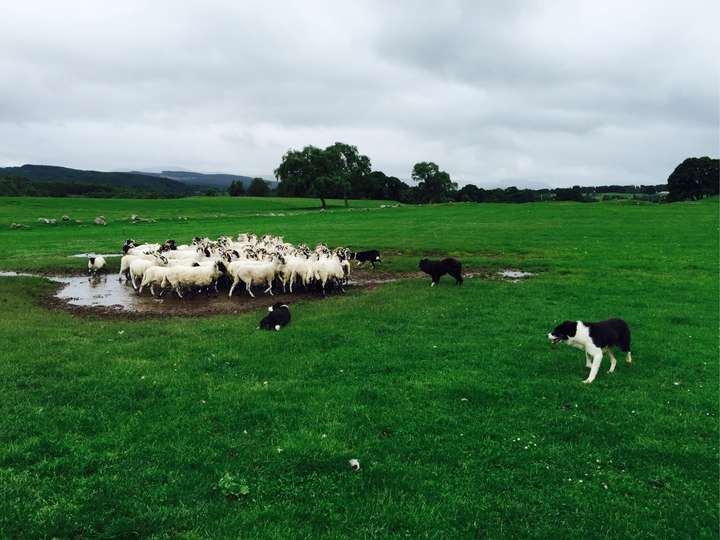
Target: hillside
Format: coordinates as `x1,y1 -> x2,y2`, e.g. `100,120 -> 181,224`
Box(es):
135,170 -> 278,189
0,164 -> 193,195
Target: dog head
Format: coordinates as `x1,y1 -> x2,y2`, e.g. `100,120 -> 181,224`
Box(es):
268,302 -> 288,312
548,321 -> 578,344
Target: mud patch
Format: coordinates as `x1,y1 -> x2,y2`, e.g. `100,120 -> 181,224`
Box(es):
39,271 -> 404,319
2,266 -> 537,319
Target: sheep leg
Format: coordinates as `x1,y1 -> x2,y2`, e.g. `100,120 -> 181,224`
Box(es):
228,278 -> 239,298
246,281 -> 255,298
175,286 -> 183,298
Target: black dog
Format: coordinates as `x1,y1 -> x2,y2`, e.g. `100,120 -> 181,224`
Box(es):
259,303 -> 291,331
419,258 -> 463,287
352,250 -> 382,269
548,318 -> 632,384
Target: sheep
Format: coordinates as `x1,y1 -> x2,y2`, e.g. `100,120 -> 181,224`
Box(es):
308,253 -> 345,294
87,255 -> 106,275
125,243 -> 161,255
116,233 -> 358,299
129,254 -> 168,291
118,252 -> 159,282
163,261 -> 227,298
227,256 -> 283,298
138,264 -> 176,296
279,252 -> 312,292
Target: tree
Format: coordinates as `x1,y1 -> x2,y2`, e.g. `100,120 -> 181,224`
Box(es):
411,162 -> 457,202
456,183 -> 483,202
228,180 -> 246,196
321,142 -> 371,206
247,178 -> 270,196
554,187 -> 589,202
275,142 -> 371,208
275,145 -> 324,198
667,157 -> 719,201
385,175 -> 409,201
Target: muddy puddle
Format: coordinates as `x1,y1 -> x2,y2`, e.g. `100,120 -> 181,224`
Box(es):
0,267 -> 536,318
69,253 -> 121,258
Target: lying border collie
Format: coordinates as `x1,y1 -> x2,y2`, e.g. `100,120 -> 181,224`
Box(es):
352,250 -> 381,268
548,318 -> 632,384
419,258 -> 463,287
259,303 -> 291,331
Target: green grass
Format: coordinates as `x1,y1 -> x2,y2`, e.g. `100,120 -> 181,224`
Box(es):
0,196 -> 717,538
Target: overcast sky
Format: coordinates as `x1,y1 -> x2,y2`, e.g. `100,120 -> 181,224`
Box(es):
0,1 -> 717,187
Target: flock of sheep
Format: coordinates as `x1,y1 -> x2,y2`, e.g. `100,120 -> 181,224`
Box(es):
91,234 -> 381,299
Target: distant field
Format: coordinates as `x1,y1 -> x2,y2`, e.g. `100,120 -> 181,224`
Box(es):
0,196 -> 717,538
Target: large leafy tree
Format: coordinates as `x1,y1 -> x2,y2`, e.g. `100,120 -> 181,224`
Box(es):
275,142 -> 371,208
411,162 -> 457,202
667,157 -> 719,201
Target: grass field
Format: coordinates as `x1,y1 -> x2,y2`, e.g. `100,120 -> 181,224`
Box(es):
0,196 -> 717,539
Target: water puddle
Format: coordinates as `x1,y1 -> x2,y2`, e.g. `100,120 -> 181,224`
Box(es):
69,253 -> 121,258
498,269 -> 535,279
0,271 -> 39,278
0,271 -> 393,317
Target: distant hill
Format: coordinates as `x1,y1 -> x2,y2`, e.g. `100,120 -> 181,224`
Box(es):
0,164 -> 193,196
133,170 -> 278,189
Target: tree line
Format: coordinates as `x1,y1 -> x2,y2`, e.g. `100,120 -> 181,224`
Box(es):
267,141 -> 685,206
1,146 -> 713,203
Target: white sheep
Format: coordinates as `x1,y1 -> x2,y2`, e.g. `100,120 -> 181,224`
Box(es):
138,265 -> 174,296
129,256 -> 167,291
87,255 -> 106,275
227,257 -> 281,298
163,261 -> 226,298
309,253 -> 345,294
118,252 -> 159,282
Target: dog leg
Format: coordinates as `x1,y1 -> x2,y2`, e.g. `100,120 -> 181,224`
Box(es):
583,350 -> 603,384
607,350 -> 618,373
585,353 -> 592,368
626,351 -> 632,364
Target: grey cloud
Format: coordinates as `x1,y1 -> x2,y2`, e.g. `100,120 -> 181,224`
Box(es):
0,0 -> 716,186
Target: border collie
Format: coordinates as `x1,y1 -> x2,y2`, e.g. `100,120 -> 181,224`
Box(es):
259,303 -> 291,331
419,258 -> 463,287
352,250 -> 382,268
548,318 -> 632,384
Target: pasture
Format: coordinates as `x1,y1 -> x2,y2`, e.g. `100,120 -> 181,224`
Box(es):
0,196 -> 717,539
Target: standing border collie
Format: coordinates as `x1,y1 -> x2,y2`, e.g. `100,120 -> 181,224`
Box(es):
548,318 -> 632,384
259,303 -> 291,331
352,250 -> 382,268
419,258 -> 463,287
